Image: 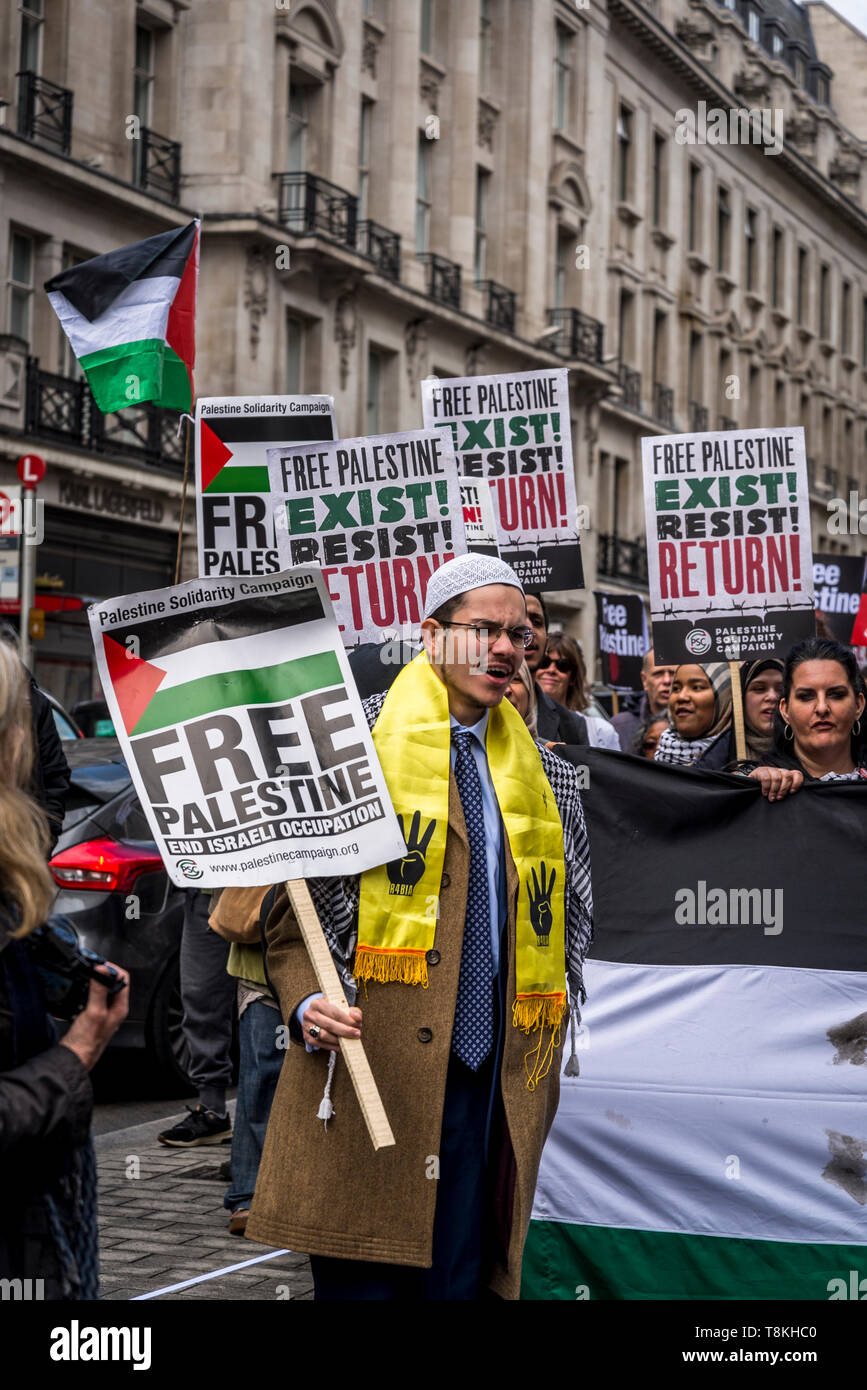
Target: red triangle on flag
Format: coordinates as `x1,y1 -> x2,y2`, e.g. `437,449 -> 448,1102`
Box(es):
200,420 -> 234,493
103,634 -> 167,736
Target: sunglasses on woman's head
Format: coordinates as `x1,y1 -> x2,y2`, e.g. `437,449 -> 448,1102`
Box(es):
538,656 -> 574,675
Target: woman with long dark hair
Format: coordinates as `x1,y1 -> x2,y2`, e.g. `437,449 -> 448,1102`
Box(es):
747,638 -> 867,800
536,634 -> 620,749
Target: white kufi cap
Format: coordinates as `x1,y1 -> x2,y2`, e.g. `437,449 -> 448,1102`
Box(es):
422,552 -> 524,618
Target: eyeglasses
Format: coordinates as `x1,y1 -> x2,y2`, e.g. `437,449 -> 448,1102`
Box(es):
538,656 -> 574,675
439,621 -> 533,650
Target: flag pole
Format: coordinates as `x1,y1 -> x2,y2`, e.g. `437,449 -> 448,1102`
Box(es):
174,413 -> 193,585
285,878 -> 395,1151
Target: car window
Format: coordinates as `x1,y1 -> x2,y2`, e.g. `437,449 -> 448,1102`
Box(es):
52,708 -> 79,740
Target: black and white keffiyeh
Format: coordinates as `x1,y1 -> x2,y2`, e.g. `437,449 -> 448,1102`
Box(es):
654,725 -> 717,766
305,691 -> 594,1015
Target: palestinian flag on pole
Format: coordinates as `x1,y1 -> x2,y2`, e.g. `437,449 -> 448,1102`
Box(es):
45,220 -> 199,414
523,750 -> 867,1300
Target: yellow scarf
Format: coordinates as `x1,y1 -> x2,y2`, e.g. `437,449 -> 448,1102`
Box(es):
355,653 -> 567,1036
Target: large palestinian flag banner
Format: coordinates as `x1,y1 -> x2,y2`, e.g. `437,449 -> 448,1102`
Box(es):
196,395 -> 336,580
45,221 -> 198,414
88,568 -> 404,887
523,750 -> 867,1300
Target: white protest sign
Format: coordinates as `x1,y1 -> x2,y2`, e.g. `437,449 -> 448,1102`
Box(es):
88,568 -> 405,887
196,395 -> 336,578
268,429 -> 468,645
642,426 -> 815,663
420,367 -> 584,591
459,479 -> 499,557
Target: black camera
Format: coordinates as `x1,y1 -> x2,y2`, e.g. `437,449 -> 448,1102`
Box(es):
24,915 -> 126,1021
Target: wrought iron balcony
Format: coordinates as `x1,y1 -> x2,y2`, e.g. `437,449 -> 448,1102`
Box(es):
653,382 -> 674,428
355,219 -> 400,280
618,363 -> 642,413
718,415 -> 738,431
597,533 -> 649,586
546,308 -> 604,364
16,71 -> 73,155
418,253 -> 461,310
276,173 -> 358,246
25,358 -> 184,473
133,127 -> 181,203
477,279 -> 516,335
689,401 -> 709,432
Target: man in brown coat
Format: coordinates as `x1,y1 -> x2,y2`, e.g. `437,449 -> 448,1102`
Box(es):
245,554 -> 593,1299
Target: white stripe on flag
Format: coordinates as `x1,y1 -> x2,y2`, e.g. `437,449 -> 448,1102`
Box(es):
47,274 -> 179,358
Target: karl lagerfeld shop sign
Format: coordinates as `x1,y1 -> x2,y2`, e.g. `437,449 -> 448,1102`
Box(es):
58,477 -> 172,527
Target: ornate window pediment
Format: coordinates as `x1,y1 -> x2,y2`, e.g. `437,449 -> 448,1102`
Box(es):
277,0 -> 344,79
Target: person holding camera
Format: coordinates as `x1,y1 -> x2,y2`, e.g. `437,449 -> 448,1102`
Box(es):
0,642 -> 129,1300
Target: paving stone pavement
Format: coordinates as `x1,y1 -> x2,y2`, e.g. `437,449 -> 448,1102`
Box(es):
95,1116 -> 313,1302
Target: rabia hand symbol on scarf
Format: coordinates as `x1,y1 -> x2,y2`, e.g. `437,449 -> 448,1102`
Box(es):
528,863 -> 556,946
386,811 -> 437,895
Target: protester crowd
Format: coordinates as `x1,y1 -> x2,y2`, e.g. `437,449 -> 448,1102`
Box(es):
1,566 -> 865,1302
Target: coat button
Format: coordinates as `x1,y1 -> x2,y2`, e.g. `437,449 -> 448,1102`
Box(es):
441,872 -> 450,888
417,1027 -> 433,1043
425,949 -> 440,966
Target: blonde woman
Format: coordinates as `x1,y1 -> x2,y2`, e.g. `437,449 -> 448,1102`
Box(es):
0,642 -> 129,1299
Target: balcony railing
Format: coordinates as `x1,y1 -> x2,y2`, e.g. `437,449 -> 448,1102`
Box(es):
597,533 -> 649,586
618,364 -> 642,413
653,382 -> 674,428
418,252 -> 461,310
25,358 -> 184,472
476,279 -> 516,335
718,415 -> 738,431
133,127 -> 181,203
546,308 -> 604,364
16,71 -> 73,155
690,401 -> 709,432
276,173 -> 358,246
355,219 -> 400,280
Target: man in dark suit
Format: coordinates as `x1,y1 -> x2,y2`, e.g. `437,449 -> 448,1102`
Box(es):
524,593 -> 589,748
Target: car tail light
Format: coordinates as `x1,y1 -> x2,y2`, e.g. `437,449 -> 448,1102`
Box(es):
50,838 -> 165,893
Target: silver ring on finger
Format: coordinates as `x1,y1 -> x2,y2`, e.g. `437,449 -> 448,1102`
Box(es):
308,1023 -> 321,1039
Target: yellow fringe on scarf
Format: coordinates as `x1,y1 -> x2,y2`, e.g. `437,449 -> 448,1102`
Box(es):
512,994 -> 567,1033
522,1022 -> 563,1091
354,945 -> 429,988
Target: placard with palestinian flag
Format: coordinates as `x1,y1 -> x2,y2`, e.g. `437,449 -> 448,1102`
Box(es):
45,221 -> 199,413
523,749 -> 867,1301
88,569 -> 405,887
196,395 -> 336,579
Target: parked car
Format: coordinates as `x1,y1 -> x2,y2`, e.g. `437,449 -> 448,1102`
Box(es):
70,698 -> 116,737
49,739 -> 193,1092
44,691 -> 84,741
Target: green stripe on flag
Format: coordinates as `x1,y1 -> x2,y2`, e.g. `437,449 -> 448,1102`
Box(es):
131,651 -> 342,736
79,339 -> 191,413
203,464 -> 271,494
521,1220 -> 867,1301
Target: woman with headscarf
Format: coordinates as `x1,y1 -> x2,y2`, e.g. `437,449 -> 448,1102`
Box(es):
536,634 -> 620,750
654,663 -> 733,767
745,637 -> 867,800
695,658 -> 784,771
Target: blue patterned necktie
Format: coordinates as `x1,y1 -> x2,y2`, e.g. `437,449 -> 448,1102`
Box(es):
450,728 -> 495,1070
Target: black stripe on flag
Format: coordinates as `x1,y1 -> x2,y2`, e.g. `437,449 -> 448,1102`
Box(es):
44,222 -> 197,323
579,748 -> 867,972
120,586 -> 325,664
201,413 -> 336,445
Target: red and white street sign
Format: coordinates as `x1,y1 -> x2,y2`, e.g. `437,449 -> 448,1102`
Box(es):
17,453 -> 46,489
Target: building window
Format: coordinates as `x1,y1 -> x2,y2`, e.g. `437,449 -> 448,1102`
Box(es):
746,5 -> 761,42
358,98 -> 373,221
841,279 -> 851,355
651,132 -> 665,227
420,0 -> 434,55
416,133 -> 432,253
133,24 -> 155,127
797,246 -> 807,324
771,31 -> 785,57
688,330 -> 702,404
744,207 -> 757,290
618,288 -> 635,363
19,0 -> 44,73
8,232 -> 34,344
862,295 -> 867,366
616,105 -> 632,203
286,314 -> 304,394
288,85 -> 308,173
716,186 -> 730,273
58,247 -> 87,376
474,168 -> 489,282
819,262 -> 830,339
554,25 -> 573,132
688,162 -> 701,251
366,347 -> 382,434
554,229 -> 569,310
479,0 -> 493,92
770,226 -> 783,309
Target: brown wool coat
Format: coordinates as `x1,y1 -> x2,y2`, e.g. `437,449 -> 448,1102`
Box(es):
245,774 -> 565,1300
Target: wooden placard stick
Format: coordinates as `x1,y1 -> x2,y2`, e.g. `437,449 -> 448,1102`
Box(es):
729,659 -> 747,762
611,690 -> 620,716
285,878 -> 395,1151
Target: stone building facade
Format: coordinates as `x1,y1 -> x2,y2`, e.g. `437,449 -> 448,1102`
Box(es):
1,0 -> 865,704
